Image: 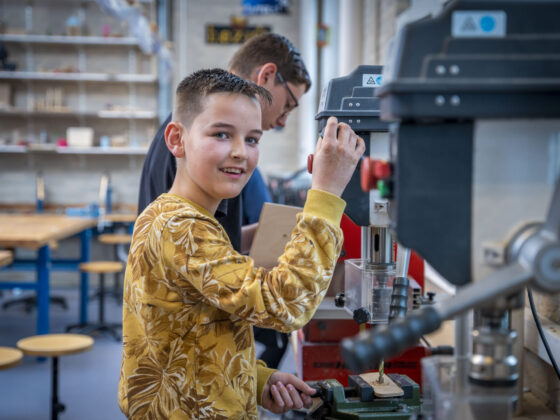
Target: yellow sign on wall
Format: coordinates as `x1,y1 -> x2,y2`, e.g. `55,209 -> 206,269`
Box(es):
205,25 -> 271,44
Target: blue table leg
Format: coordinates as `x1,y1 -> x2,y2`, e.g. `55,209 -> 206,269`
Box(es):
37,245 -> 51,335
80,228 -> 92,324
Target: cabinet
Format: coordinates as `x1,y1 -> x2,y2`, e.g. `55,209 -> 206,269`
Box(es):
0,0 -> 165,153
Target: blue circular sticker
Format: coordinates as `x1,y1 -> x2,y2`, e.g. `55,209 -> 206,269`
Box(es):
480,15 -> 495,32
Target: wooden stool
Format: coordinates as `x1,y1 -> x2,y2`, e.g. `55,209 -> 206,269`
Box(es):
0,250 -> 13,268
0,250 -> 13,299
0,346 -> 23,370
66,262 -> 123,341
98,233 -> 131,302
17,334 -> 93,420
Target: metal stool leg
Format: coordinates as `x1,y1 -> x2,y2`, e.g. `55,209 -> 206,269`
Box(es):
51,356 -> 65,420
98,273 -> 105,324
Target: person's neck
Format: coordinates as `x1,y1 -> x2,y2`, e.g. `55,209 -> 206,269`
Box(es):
168,170 -> 219,215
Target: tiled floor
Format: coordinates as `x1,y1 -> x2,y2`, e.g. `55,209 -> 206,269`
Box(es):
0,284 -> 299,419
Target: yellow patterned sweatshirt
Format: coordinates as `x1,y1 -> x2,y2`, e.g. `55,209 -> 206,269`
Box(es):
118,189 -> 345,419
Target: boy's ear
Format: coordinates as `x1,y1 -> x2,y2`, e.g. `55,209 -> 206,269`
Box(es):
164,121 -> 186,158
255,62 -> 277,87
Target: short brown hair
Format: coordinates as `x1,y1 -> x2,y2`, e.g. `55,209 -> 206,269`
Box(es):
173,68 -> 272,127
228,33 -> 311,92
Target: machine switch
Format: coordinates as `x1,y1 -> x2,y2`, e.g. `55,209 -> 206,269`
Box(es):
377,180 -> 394,199
373,160 -> 392,180
360,157 -> 377,192
361,158 -> 393,192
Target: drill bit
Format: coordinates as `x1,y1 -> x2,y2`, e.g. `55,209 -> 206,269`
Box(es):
378,359 -> 384,384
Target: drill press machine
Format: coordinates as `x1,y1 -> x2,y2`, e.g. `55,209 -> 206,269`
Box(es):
300,65 -> 444,419
341,1 -> 560,419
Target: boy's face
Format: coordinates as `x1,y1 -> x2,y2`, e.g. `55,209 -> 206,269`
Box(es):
261,79 -> 306,130
179,92 -> 263,211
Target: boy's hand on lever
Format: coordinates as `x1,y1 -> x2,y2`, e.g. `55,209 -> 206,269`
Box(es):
311,116 -> 365,197
261,371 -> 316,414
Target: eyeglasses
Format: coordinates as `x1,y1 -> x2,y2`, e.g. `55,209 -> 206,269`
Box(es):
276,72 -> 298,111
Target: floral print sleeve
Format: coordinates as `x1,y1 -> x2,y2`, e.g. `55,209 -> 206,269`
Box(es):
162,201 -> 343,332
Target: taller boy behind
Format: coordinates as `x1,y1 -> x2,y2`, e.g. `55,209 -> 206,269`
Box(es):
119,69 -> 364,419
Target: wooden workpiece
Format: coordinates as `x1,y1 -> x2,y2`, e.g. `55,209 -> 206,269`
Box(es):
0,214 -> 96,248
0,249 -> 13,267
359,372 -> 404,398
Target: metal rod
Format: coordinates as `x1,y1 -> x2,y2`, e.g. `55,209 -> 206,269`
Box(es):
436,263 -> 532,320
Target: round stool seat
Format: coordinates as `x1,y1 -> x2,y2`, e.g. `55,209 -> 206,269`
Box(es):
17,334 -> 93,357
79,261 -> 124,274
0,346 -> 23,370
98,233 -> 132,245
0,250 -> 13,268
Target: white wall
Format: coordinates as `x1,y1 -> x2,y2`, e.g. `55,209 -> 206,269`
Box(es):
172,0 -> 306,176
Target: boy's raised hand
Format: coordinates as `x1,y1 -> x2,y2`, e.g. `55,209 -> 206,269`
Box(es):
311,116 -> 365,197
261,371 -> 316,414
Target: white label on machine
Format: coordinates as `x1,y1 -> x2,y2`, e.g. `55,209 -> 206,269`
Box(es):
362,74 -> 383,87
452,11 -> 506,38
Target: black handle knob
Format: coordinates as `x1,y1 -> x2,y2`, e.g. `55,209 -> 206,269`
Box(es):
334,292 -> 346,307
341,306 -> 442,372
353,307 -> 370,324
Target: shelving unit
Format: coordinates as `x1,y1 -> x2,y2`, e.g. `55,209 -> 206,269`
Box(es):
0,0 -> 162,150
0,33 -> 141,46
0,70 -> 157,83
0,144 -> 148,154
0,108 -> 157,120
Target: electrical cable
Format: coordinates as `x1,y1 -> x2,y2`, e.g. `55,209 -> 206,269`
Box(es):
527,288 -> 560,381
420,335 -> 432,348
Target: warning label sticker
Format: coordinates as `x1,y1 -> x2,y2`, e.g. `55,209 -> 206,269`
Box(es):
451,11 -> 506,38
362,74 -> 383,87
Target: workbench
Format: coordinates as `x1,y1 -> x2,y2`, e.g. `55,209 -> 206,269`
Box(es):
0,214 -> 96,335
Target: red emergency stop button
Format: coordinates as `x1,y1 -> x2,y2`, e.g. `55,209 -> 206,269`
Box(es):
360,157 -> 377,192
373,160 -> 392,180
361,158 -> 393,192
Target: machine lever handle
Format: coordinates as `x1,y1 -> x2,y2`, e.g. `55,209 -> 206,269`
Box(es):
341,306 -> 442,372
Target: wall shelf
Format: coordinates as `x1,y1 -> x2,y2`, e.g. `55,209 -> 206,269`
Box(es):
0,71 -> 157,83
0,34 -> 141,46
0,145 -> 148,155
0,108 -> 158,120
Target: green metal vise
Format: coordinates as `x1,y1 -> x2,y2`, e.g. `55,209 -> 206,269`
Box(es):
308,374 -> 421,419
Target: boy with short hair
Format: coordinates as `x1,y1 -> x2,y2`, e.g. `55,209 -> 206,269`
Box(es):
119,68 -> 364,419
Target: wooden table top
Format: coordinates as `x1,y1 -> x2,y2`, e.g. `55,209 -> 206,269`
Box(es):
0,214 -> 97,249
0,250 -> 13,268
17,334 -> 93,357
103,213 -> 137,223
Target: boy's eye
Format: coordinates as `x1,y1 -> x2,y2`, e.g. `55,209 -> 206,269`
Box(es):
246,137 -> 259,145
213,132 -> 229,139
